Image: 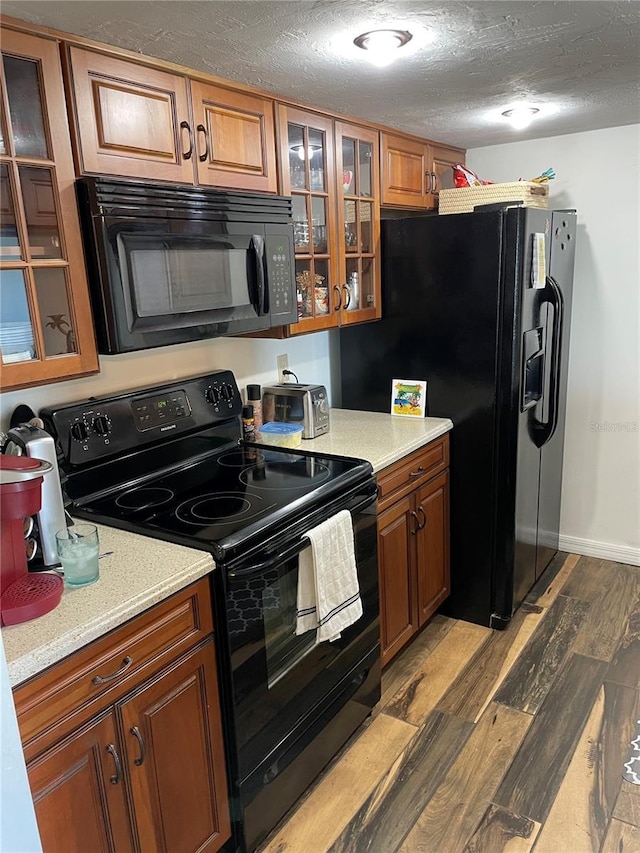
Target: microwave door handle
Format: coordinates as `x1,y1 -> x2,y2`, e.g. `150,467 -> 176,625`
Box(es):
250,235 -> 267,316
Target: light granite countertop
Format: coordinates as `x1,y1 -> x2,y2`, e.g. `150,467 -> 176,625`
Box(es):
3,524 -> 214,687
3,408 -> 452,688
301,409 -> 453,472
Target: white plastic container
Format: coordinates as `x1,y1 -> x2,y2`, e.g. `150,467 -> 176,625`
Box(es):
259,422 -> 304,448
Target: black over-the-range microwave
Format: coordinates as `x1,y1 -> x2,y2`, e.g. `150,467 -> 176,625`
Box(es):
76,177 -> 297,354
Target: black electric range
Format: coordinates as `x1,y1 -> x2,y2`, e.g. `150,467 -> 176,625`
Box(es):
41,371 -> 381,852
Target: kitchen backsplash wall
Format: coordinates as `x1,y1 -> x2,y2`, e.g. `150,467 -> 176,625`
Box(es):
0,332 -> 332,432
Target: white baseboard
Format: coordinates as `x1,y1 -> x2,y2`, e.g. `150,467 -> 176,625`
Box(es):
558,534 -> 640,567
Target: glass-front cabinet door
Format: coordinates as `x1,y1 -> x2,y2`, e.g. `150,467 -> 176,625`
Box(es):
277,105 -> 338,334
0,28 -> 98,390
335,121 -> 381,325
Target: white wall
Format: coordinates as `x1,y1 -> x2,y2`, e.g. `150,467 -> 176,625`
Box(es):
0,332 -> 332,432
469,124 -> 640,565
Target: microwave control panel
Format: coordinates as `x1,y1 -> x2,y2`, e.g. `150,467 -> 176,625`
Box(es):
265,232 -> 296,325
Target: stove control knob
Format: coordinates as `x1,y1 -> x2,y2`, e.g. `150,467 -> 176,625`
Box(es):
92,415 -> 112,437
70,420 -> 89,442
220,383 -> 234,402
205,386 -> 221,406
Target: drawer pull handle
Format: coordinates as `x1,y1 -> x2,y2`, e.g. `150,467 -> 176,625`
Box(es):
409,466 -> 426,477
417,506 -> 427,529
106,744 -> 122,785
130,726 -> 146,766
410,510 -> 419,535
92,656 -> 133,685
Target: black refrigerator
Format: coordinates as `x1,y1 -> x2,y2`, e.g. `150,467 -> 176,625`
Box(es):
339,207 -> 576,628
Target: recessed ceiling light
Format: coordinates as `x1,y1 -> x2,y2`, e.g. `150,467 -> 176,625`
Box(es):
501,106 -> 540,130
353,29 -> 413,67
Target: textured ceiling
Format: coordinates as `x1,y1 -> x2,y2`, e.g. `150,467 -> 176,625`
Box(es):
3,1 -> 640,148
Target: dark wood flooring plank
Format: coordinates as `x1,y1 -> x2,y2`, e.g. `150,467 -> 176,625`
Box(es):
463,804 -> 540,852
600,817 -> 640,852
537,682 -> 640,851
398,702 -> 532,853
533,553 -> 581,609
493,653 -> 608,824
328,710 -> 473,853
493,594 -> 591,714
384,620 -> 492,727
437,602 -> 546,723
607,600 -> 640,689
571,563 -> 640,661
381,614 -> 455,706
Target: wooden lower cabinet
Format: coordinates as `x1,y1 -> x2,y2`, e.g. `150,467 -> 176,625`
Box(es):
377,438 -> 450,667
16,579 -> 231,853
120,643 -> 230,853
28,710 -> 135,853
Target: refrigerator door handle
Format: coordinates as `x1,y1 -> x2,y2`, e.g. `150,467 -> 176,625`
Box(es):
531,275 -> 564,448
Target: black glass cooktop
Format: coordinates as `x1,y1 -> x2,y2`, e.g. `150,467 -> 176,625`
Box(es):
78,445 -> 371,559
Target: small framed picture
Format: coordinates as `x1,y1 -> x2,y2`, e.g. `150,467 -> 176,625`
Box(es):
391,379 -> 427,417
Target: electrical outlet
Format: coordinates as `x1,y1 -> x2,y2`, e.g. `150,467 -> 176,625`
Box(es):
277,353 -> 289,383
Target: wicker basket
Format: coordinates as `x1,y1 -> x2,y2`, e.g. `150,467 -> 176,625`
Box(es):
439,181 -> 549,215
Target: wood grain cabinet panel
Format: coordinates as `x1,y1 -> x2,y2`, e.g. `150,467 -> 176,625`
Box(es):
377,436 -> 451,666
190,82 -> 277,192
381,132 -> 430,208
430,142 -> 466,200
15,580 -> 231,853
120,643 -> 231,853
66,46 -> 195,183
27,711 -> 135,853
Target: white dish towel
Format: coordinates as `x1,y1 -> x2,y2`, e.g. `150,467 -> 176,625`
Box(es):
295,509 -> 363,643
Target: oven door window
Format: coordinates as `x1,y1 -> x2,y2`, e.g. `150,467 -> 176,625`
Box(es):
226,507 -> 378,781
115,231 -> 265,331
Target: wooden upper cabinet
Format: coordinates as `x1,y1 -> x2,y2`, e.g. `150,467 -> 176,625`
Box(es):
0,29 -> 99,391
277,104 -> 338,334
66,46 -> 195,183
191,81 -> 277,193
381,132 -> 431,208
335,121 -> 381,326
430,142 -> 466,201
66,46 -> 277,193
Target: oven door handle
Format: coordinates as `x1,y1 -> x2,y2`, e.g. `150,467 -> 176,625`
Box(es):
227,492 -> 376,580
228,539 -> 309,579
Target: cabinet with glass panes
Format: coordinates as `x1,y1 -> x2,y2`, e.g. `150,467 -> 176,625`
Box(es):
0,27 -> 98,391
277,108 -> 381,334
277,105 -> 339,334
334,121 -> 381,325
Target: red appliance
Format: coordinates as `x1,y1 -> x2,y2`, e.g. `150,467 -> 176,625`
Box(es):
0,455 -> 63,626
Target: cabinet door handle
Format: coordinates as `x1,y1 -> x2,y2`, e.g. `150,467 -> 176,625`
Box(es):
342,284 -> 351,309
130,726 -> 146,767
417,506 -> 427,529
410,510 -> 419,535
180,120 -> 193,160
196,124 -> 209,162
106,744 -> 122,785
333,284 -> 342,310
432,171 -> 438,194
409,466 -> 425,478
425,171 -> 432,194
92,655 -> 133,685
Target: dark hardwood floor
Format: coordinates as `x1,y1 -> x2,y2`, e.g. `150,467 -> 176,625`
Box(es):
260,554 -> 640,853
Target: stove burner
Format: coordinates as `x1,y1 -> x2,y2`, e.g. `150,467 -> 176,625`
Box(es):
218,449 -> 266,467
115,487 -> 175,512
175,491 -> 271,526
239,459 -> 331,490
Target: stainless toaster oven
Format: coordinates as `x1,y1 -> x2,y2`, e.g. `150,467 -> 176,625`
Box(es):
262,383 -> 330,438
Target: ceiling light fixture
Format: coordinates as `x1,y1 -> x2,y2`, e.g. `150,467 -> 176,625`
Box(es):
501,106 -> 540,130
291,143 -> 322,161
353,29 -> 413,67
